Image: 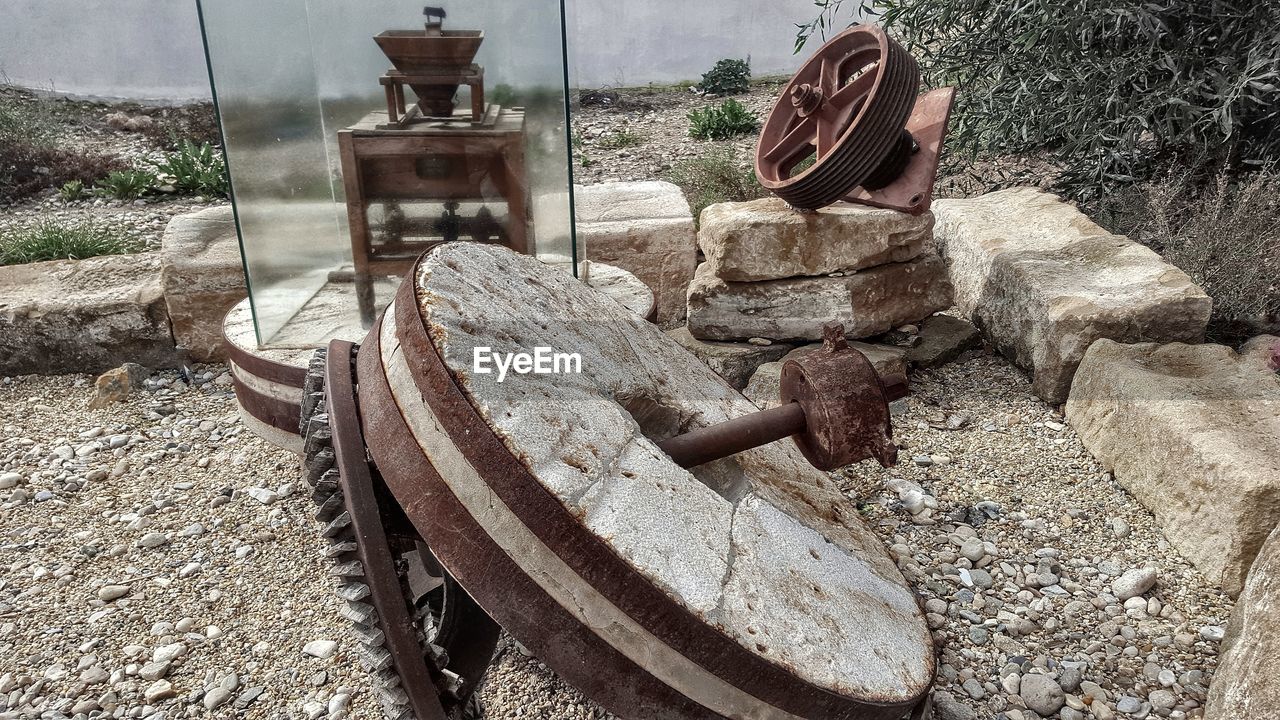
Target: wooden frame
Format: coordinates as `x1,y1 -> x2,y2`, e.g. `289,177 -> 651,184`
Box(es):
339,108 -> 528,325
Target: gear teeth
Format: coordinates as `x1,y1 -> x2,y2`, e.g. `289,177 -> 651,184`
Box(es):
323,511 -> 353,538
325,541 -> 358,558
382,704 -> 413,720
372,668 -> 402,690
313,468 -> 340,496
377,684 -> 410,707
329,561 -> 364,578
351,623 -> 386,647
315,492 -> 345,522
340,600 -> 377,625
303,412 -> 332,454
360,643 -> 394,672
336,582 -> 371,602
306,448 -> 335,484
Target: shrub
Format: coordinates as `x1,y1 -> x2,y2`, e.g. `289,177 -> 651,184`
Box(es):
665,147 -> 768,222
152,140 -> 229,197
595,128 -> 646,150
697,58 -> 751,95
688,99 -> 759,141
1097,166 -> 1280,341
796,1 -> 1280,201
0,220 -> 141,265
94,169 -> 157,200
59,180 -> 85,201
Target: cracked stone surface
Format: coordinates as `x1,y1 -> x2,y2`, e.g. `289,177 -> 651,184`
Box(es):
414,243 -> 934,701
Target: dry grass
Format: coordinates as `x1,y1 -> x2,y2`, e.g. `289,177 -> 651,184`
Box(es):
665,146 -> 767,224
1097,166 -> 1280,342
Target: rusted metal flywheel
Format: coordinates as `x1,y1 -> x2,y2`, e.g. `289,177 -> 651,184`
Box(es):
755,24 -> 956,214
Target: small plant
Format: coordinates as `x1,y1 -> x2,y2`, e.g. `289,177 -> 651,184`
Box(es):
580,154 -> 596,168
59,180 -> 85,201
596,128 -> 646,150
0,220 -> 140,265
697,58 -> 751,95
152,140 -> 229,197
94,169 -> 156,200
665,147 -> 768,222
688,99 -> 759,141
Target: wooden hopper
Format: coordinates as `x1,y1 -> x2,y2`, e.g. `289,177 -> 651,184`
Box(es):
373,29 -> 484,117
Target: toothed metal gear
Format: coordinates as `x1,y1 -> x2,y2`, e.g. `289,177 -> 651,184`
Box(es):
302,345 -> 500,720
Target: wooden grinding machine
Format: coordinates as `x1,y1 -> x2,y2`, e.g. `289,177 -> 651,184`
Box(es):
339,7 -> 529,326
295,19 -> 958,720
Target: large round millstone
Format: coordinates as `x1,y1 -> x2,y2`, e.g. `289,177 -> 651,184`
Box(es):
357,243 -> 934,719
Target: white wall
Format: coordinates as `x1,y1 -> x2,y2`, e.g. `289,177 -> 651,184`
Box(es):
0,0 -> 212,103
0,0 -> 859,102
566,0 -> 844,89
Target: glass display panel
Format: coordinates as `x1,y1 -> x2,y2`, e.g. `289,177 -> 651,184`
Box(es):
198,0 -> 577,348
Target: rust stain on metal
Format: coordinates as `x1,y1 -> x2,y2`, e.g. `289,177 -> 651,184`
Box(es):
658,322 -> 901,471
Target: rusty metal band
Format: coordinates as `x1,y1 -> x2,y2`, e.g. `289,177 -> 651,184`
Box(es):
324,340 -> 452,720
378,253 -> 924,719
356,316 -> 717,720
223,333 -> 308,389
231,375 -> 300,433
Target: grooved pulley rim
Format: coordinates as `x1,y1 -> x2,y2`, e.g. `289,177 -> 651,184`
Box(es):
754,24 -> 920,210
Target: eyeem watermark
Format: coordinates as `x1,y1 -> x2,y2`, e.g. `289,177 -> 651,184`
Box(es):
473,346 -> 582,383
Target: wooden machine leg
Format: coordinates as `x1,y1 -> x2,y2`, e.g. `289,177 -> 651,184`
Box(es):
384,84 -> 399,125
501,136 -> 529,255
338,131 -> 377,327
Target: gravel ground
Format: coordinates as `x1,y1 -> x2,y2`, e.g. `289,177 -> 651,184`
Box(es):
0,347 -> 1232,720
839,352 -> 1232,720
0,369 -> 381,720
570,82 -> 786,184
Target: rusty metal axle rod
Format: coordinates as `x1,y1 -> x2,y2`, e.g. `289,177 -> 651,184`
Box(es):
658,323 -> 906,472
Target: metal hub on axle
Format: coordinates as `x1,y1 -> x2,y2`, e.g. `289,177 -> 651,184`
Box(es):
755,24 -> 956,215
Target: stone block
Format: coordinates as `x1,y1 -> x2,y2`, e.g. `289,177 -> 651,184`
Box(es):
665,326 -> 791,389
686,253 -> 952,342
0,253 -> 177,375
1207,525 -> 1280,718
159,205 -> 246,362
699,197 -> 934,281
575,181 -> 697,324
907,314 -> 982,368
1066,339 -> 1280,596
933,187 -> 1212,403
744,342 -> 907,410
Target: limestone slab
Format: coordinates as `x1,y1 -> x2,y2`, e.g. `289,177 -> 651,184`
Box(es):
159,205 -> 246,362
665,326 -> 791,389
744,341 -> 907,410
575,181 -> 697,324
1066,339 -> 1280,596
934,188 -> 1212,403
699,197 -> 934,281
686,253 -> 952,342
907,314 -> 982,368
0,253 -> 177,375
1207,525 -> 1280,718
